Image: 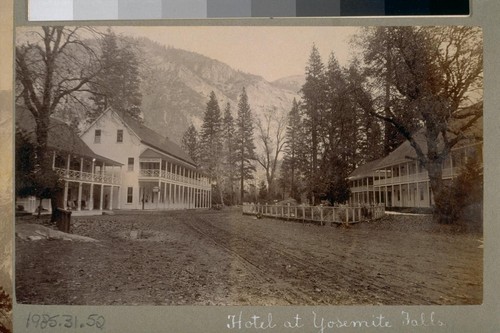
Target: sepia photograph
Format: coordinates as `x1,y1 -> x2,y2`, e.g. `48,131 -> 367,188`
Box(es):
14,25 -> 483,307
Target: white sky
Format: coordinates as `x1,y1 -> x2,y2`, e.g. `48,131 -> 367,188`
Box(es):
114,26 -> 361,81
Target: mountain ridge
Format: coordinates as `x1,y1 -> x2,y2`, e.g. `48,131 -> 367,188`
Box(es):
130,36 -> 300,143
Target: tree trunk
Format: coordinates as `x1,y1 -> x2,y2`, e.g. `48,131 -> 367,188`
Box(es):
427,158 -> 449,223
216,175 -> 225,207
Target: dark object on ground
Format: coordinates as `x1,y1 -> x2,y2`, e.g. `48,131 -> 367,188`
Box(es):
53,208 -> 71,233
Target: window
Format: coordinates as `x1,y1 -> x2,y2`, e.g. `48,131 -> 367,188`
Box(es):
94,129 -> 101,143
420,187 -> 424,201
117,129 -> 123,143
128,157 -> 134,171
127,187 -> 133,203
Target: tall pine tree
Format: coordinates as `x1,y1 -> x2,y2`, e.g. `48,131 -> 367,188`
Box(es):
235,88 -> 256,202
88,29 -> 143,123
281,98 -> 303,201
181,124 -> 200,165
199,92 -> 224,204
222,103 -> 237,204
300,45 -> 327,204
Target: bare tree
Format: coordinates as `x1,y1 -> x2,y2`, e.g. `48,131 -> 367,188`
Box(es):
16,26 -> 105,211
256,106 -> 287,199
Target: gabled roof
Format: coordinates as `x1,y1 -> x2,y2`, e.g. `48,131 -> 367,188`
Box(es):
119,112 -> 196,167
350,126 -> 482,178
84,108 -> 196,167
348,157 -> 385,180
16,106 -> 122,166
375,132 -> 429,169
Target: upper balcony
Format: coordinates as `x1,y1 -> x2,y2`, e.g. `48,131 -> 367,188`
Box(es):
52,150 -> 122,186
374,167 -> 457,186
54,167 -> 121,185
139,168 -> 211,189
350,185 -> 374,192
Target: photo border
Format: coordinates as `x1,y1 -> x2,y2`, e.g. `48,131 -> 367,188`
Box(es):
3,0 -> 499,331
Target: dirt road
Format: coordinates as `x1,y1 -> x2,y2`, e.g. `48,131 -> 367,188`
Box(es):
15,209 -> 482,305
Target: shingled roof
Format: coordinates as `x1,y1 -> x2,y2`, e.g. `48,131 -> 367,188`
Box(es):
375,132 -> 430,169
118,112 -> 197,167
349,126 -> 482,179
16,106 -> 122,166
348,157 -> 385,180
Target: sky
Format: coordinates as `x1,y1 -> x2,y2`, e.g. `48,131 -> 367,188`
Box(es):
114,26 -> 361,82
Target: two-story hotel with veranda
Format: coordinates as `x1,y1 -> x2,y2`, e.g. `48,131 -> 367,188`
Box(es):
80,108 -> 212,211
348,130 -> 482,209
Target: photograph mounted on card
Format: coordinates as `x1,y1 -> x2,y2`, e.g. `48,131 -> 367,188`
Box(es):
14,25 -> 483,307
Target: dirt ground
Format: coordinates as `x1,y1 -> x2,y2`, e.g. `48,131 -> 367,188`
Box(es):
15,208 -> 483,306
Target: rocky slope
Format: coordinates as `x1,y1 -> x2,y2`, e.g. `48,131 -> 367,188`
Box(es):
134,37 -> 300,143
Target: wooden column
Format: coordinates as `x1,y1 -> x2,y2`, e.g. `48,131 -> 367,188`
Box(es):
117,186 -> 121,210
99,185 -> 104,210
64,154 -> 71,210
163,182 -> 167,209
89,159 -> 95,210
109,185 -> 114,210
66,154 -> 71,176
385,186 -> 388,207
77,157 -> 83,211
63,181 -> 69,210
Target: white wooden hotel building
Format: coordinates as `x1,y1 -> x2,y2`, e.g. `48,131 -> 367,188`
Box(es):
16,107 -> 123,214
348,132 -> 482,208
80,109 -> 211,211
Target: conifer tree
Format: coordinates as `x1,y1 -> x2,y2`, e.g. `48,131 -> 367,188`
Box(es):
181,124 -> 199,165
88,29 -> 143,123
300,45 -> 327,204
235,88 -> 257,202
222,103 -> 237,204
199,91 -> 224,204
281,98 -> 302,201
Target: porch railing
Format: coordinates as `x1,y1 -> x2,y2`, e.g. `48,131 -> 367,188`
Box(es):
140,168 -> 210,188
242,203 -> 386,225
54,167 -> 121,185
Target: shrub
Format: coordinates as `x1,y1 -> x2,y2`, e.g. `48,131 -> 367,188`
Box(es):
434,157 -> 482,225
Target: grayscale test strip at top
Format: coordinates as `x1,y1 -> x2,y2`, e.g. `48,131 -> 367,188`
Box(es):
28,0 -> 469,21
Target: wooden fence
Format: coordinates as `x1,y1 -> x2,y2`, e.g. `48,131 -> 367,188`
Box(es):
242,203 -> 385,225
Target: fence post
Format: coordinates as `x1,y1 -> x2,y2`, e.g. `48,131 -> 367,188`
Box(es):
287,203 -> 290,221
320,206 -> 324,226
346,208 -> 349,224
302,206 -> 305,222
